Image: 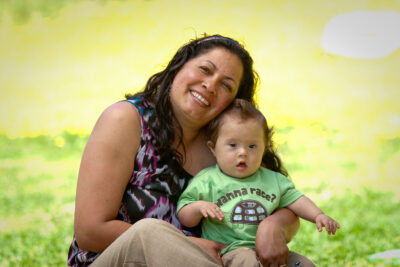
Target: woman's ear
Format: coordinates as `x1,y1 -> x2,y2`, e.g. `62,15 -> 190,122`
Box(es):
207,141 -> 216,157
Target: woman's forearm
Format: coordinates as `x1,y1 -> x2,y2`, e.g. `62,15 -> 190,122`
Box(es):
75,219 -> 132,252
268,207 -> 300,242
255,208 -> 300,266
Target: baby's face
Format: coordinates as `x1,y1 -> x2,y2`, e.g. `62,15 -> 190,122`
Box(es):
210,115 -> 265,178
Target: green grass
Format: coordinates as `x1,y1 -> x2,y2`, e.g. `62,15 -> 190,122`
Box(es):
0,133 -> 83,266
290,189 -> 400,266
1,133 -> 399,266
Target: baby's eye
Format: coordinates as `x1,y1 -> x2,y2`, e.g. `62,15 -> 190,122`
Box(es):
249,144 -> 256,149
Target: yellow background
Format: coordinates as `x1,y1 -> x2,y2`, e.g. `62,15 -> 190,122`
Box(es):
1,0 -> 399,197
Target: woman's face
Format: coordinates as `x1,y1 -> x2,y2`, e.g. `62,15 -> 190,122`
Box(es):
170,47 -> 244,129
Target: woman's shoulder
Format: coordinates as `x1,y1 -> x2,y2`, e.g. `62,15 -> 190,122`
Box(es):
91,101 -> 142,145
83,101 -> 143,170
126,97 -> 152,113
99,101 -> 140,126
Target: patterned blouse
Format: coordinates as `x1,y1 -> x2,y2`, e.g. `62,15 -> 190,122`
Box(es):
68,97 -> 194,266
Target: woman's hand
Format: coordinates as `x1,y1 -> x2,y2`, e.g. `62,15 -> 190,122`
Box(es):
188,236 -> 227,266
255,219 -> 289,266
255,208 -> 299,266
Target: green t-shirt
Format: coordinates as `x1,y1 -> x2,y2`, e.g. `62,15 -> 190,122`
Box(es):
177,165 -> 303,255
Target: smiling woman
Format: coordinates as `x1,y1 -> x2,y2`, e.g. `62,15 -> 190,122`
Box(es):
2,1 -> 400,265
67,34 -> 315,267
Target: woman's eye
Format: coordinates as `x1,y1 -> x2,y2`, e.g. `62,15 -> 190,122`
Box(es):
229,143 -> 236,147
222,82 -> 232,91
200,66 -> 210,73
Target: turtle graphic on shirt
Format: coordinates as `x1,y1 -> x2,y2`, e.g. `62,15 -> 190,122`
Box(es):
230,200 -> 267,225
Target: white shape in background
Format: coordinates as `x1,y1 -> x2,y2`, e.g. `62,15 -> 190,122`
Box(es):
321,11 -> 400,59
388,114 -> 400,127
370,249 -> 400,261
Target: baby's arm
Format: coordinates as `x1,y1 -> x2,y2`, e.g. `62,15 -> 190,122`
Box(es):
178,201 -> 224,227
287,196 -> 340,235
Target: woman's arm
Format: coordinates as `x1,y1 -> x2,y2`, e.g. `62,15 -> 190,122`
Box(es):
74,101 -> 141,252
255,208 -> 300,266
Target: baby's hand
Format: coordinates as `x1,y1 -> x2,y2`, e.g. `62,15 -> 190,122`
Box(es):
315,214 -> 340,235
198,201 -> 224,221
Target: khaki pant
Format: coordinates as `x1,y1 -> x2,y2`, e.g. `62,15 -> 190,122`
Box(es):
91,218 -> 314,267
222,247 -> 315,267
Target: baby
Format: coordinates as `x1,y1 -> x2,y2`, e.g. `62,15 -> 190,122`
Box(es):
177,99 -> 340,266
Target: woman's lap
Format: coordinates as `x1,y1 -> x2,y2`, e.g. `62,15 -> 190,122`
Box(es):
92,218 -> 314,267
91,218 -> 220,267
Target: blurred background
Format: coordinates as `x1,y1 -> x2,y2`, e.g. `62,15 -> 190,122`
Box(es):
1,0 -> 399,266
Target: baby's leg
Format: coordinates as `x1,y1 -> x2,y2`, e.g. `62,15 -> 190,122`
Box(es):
288,251 -> 316,267
222,247 -> 261,267
221,248 -> 315,267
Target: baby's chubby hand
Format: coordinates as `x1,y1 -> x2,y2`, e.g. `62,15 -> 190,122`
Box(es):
197,200 -> 224,221
315,214 -> 340,235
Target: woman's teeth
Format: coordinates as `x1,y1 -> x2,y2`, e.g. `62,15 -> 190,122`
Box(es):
191,91 -> 210,106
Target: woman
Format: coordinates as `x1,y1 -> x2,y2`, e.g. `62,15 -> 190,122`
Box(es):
68,34 -> 313,267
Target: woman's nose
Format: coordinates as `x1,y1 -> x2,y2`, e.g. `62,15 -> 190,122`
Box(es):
202,78 -> 217,94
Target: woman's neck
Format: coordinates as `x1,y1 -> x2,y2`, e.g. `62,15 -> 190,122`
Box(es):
174,127 -> 202,153
176,128 -> 216,176
172,115 -> 203,146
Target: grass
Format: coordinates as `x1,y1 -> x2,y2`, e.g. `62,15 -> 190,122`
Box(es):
290,189 -> 400,266
0,133 -> 399,266
0,133 -> 81,266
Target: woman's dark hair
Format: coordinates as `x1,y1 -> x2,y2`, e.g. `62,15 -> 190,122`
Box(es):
206,99 -> 288,176
126,34 -> 259,201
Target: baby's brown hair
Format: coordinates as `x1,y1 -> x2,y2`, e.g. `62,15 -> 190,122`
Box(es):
206,99 -> 288,176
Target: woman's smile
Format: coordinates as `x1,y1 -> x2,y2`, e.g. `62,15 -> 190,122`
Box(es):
190,90 -> 210,107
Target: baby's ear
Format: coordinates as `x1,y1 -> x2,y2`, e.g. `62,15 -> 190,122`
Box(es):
207,141 -> 216,156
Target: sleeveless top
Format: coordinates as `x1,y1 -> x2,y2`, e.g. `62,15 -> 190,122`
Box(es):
67,98 -> 195,266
